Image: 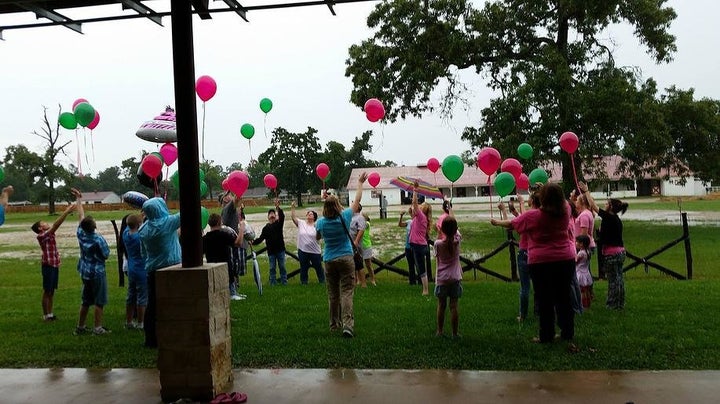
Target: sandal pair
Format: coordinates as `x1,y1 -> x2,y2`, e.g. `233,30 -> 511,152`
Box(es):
210,391 -> 247,404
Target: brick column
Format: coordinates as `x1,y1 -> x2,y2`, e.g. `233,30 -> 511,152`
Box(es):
156,263 -> 233,402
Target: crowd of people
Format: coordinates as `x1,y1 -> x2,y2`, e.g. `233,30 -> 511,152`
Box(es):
2,175 -> 632,347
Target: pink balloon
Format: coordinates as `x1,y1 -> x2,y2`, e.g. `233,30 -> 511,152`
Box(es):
427,157 -> 440,173
227,170 -> 249,197
477,147 -> 502,176
87,110 -> 100,130
196,75 -> 217,102
141,154 -> 163,178
559,131 -> 579,154
316,163 -> 330,180
368,172 -> 380,188
500,158 -> 523,181
364,98 -> 385,122
159,143 -> 178,166
516,173 -> 530,191
72,98 -> 88,111
221,178 -> 230,191
263,173 -> 278,189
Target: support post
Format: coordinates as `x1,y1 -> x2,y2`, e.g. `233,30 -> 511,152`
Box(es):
682,212 -> 693,280
170,0 -> 202,268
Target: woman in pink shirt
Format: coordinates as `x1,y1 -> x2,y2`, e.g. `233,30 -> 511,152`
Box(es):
410,181 -> 432,296
491,183 -> 576,344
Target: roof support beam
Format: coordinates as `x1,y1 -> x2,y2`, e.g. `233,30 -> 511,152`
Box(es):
325,0 -> 336,15
120,0 -> 163,26
191,0 -> 212,20
219,0 -> 248,22
19,3 -> 82,34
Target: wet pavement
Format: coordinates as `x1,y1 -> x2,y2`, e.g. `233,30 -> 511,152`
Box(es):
0,368 -> 718,403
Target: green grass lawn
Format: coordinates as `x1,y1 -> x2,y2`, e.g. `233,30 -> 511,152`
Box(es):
1,202 -> 719,370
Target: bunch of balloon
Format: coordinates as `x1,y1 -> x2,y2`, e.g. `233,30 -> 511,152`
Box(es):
559,131 -> 580,191
241,123 -> 255,160
59,98 -> 101,175
499,158 -> 522,199
441,155 -> 464,201
426,157 -> 440,185
195,75 -> 217,162
477,147 -> 502,217
259,98 -> 273,139
263,173 -> 278,198
316,163 -> 330,190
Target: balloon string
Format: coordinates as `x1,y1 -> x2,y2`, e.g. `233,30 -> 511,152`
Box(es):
164,166 -> 169,200
263,114 -> 268,139
248,139 -> 253,161
75,130 -> 83,176
201,102 -> 206,163
154,177 -> 159,198
83,129 -> 89,167
90,130 -> 96,163
570,153 -> 580,192
487,175 -> 493,219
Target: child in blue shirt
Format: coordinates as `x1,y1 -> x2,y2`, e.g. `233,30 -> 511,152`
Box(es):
123,214 -> 146,330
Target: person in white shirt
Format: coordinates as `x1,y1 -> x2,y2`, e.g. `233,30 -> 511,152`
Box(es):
291,201 -> 325,284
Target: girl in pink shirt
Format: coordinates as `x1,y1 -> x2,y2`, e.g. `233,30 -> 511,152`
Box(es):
491,183 -> 577,344
434,216 -> 462,337
410,181 -> 432,296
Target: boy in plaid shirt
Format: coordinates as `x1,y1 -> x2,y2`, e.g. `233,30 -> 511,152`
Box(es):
31,190 -> 79,321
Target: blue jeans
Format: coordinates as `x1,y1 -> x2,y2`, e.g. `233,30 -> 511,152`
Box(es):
299,250 -> 325,284
410,243 -> 429,278
269,251 -> 287,285
517,250 -> 531,319
405,247 -> 417,285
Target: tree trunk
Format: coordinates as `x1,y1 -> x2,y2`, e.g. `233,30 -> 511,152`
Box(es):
48,178 -> 56,215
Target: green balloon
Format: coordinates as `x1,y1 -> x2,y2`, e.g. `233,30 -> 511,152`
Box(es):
200,181 -> 208,197
198,168 -> 205,182
240,123 -> 255,140
259,98 -> 273,113
518,143 -> 533,160
441,155 -> 464,183
0,165 -> 4,183
528,168 -> 549,185
493,172 -> 516,198
150,151 -> 165,165
58,112 -> 77,130
200,206 -> 209,229
170,171 -> 180,189
74,103 -> 95,127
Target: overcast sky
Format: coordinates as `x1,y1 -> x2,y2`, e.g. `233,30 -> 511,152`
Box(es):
1,0 -> 718,178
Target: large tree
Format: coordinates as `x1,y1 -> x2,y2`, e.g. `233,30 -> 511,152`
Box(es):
33,106 -> 73,213
346,0 -> 683,188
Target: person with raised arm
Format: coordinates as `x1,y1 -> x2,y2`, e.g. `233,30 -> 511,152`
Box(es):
30,188 -> 79,322
315,172 -> 368,338
409,181 -> 432,296
291,201 -> 324,284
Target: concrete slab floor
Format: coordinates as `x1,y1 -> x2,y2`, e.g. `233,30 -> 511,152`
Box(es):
0,368 -> 718,404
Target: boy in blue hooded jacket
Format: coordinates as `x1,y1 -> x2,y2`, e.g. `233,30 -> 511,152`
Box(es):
138,197 -> 181,348
73,189 -> 112,336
